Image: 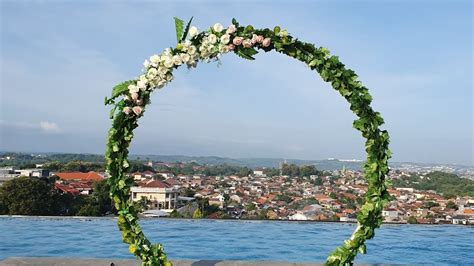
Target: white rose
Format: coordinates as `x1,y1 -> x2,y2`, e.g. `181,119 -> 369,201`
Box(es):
128,84 -> 139,94
172,55 -> 182,66
147,68 -> 158,78
143,60 -> 150,68
213,23 -> 223,32
208,34 -> 217,44
219,44 -> 229,54
188,45 -> 197,55
163,57 -> 174,68
150,55 -> 160,64
220,34 -> 230,44
180,53 -> 191,63
139,75 -> 147,83
137,80 -> 147,90
189,26 -> 199,37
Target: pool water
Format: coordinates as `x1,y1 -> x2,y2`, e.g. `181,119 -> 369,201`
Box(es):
0,217 -> 472,265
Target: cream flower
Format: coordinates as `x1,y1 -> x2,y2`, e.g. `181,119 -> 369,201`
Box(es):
128,84 -> 139,94
189,26 -> 199,37
150,55 -> 160,64
213,23 -> 223,32
180,53 -> 191,63
131,92 -> 139,101
188,45 -> 197,55
143,60 -> 150,68
208,34 -> 217,44
123,107 -> 131,115
163,57 -> 174,68
172,55 -> 182,66
147,68 -> 158,79
220,34 -> 230,44
219,44 -> 229,54
137,80 -> 147,90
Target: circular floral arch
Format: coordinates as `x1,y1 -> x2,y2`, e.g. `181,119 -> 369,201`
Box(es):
105,18 -> 392,266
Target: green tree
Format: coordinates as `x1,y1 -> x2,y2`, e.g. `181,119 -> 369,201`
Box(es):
237,167 -> 251,177
314,176 -> 323,186
94,179 -> 114,215
407,216 -> 418,224
257,209 -> 267,220
0,176 -> 54,215
446,201 -> 458,210
169,209 -> 181,218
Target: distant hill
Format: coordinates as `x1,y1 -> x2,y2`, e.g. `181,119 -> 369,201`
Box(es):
1,151 -> 472,173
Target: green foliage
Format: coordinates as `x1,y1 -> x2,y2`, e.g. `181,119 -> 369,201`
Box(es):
0,177 -> 113,216
407,216 -> 418,224
173,17 -> 184,43
0,152 -> 105,168
105,18 -> 392,266
235,47 -> 258,60
281,163 -> 323,177
393,171 -> 474,197
181,17 -> 194,41
446,200 -> 458,210
192,208 -> 202,219
237,167 -> 252,177
0,176 -> 55,215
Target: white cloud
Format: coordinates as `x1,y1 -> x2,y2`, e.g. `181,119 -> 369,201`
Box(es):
39,121 -> 60,133
0,120 -> 61,134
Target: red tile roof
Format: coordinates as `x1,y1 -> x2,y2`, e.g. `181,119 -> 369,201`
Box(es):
56,171 -> 104,182
55,183 -> 80,195
137,179 -> 170,188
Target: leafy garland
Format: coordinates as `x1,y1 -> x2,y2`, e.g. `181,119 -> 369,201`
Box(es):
105,18 -> 391,266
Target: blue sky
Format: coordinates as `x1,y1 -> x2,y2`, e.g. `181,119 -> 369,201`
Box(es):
0,0 -> 472,165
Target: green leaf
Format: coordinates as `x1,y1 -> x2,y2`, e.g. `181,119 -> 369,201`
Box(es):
235,47 -> 258,60
358,244 -> 366,254
174,17 -> 184,43
235,48 -> 258,60
181,17 -> 193,41
232,18 -> 239,28
274,26 -> 281,34
112,80 -> 134,99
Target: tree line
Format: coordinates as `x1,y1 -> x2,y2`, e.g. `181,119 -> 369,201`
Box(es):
0,176 -> 113,216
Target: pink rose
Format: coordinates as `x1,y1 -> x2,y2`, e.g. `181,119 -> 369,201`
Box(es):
251,34 -> 258,44
256,35 -> 264,44
123,107 -> 131,115
242,39 -> 252,48
233,36 -> 243,46
131,92 -> 139,101
262,37 -> 271,47
132,106 -> 142,115
227,44 -> 235,51
226,24 -> 237,34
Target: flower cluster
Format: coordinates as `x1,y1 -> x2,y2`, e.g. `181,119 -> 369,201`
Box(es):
122,21 -> 272,117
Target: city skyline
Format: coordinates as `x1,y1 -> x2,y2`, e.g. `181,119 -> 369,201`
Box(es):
1,1 -> 473,165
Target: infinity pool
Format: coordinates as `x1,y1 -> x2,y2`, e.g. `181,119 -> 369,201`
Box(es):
0,217 -> 473,265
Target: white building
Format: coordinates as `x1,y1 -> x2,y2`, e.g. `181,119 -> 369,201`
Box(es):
131,179 -> 179,211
